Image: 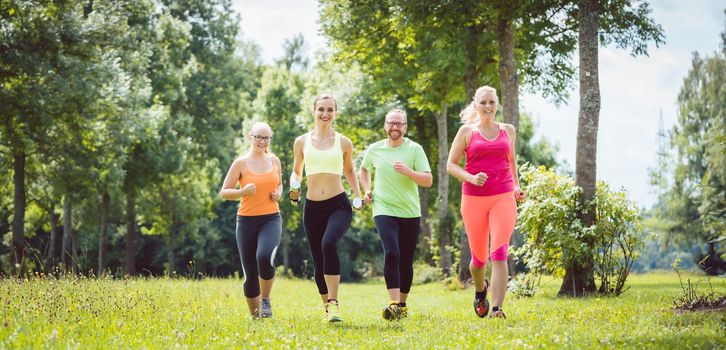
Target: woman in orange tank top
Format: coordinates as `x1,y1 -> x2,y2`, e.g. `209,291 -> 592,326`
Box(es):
220,122 -> 283,319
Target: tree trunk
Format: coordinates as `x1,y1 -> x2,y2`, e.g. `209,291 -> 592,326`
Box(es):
47,209 -> 59,271
415,111 -> 433,264
125,192 -> 136,275
498,9 -> 521,130
98,192 -> 110,276
167,225 -> 176,277
62,195 -> 76,273
463,26 -> 483,103
11,153 -> 26,276
458,227 -> 471,282
436,105 -> 451,275
560,0 -> 600,297
498,5 -> 521,279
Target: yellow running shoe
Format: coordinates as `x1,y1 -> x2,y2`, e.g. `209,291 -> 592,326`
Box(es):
326,300 -> 342,323
400,305 -> 408,318
381,302 -> 401,321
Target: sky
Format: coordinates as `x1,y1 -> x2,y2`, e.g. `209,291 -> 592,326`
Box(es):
231,0 -> 725,208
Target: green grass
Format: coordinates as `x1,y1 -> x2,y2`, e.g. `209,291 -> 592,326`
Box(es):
1,273 -> 724,349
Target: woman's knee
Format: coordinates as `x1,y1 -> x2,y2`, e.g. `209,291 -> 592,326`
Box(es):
384,249 -> 400,264
321,236 -> 338,254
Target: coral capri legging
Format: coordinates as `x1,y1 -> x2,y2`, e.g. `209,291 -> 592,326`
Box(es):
461,191 -> 517,269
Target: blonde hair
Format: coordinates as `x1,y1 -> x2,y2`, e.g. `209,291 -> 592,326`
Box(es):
459,86 -> 499,124
313,93 -> 337,111
248,121 -> 273,154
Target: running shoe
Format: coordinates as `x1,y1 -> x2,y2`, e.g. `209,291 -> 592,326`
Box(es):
489,308 -> 507,319
251,308 -> 261,321
326,300 -> 342,323
260,298 -> 272,318
473,279 -> 490,318
400,305 -> 408,318
381,302 -> 401,321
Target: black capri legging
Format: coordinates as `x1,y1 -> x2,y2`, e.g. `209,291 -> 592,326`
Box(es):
303,192 -> 353,295
374,215 -> 421,293
236,213 -> 282,298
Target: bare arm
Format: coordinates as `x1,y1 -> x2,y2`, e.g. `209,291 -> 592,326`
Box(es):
289,135 -> 305,201
270,156 -> 283,202
447,125 -> 486,186
342,136 -> 362,199
503,124 -> 525,200
359,166 -> 371,194
359,165 -> 373,203
220,158 -> 255,200
410,170 -> 433,187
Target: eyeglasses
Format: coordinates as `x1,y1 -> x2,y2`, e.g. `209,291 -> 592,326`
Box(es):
385,121 -> 407,128
252,135 -> 272,142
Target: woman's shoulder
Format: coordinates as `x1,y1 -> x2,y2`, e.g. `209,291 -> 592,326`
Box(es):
232,156 -> 247,172
500,123 -> 516,134
338,133 -> 353,148
268,154 -> 281,166
456,123 -> 477,138
294,133 -> 308,145
458,123 -> 476,133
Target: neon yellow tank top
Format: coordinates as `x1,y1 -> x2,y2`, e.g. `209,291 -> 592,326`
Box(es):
304,132 -> 344,176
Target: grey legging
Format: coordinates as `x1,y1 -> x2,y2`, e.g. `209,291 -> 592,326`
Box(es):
235,213 -> 282,298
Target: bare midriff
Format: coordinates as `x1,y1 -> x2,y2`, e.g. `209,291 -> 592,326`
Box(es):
306,173 -> 345,201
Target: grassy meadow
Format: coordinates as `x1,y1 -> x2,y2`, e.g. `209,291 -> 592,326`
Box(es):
1,273 -> 724,349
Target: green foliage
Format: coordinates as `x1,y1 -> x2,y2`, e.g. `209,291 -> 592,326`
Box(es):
0,274 -> 724,348
593,182 -> 643,296
516,165 -> 644,296
656,29 -> 725,245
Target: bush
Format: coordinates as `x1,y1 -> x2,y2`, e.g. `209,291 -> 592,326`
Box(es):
516,165 -> 644,296
412,262 -> 442,285
507,273 -> 539,298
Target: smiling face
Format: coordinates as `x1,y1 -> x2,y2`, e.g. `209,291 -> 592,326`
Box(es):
248,123 -> 272,153
475,89 -> 498,120
313,97 -> 337,125
384,110 -> 407,141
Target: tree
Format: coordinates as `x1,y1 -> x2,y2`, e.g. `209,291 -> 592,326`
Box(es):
565,0 -> 664,296
0,0 -> 141,275
656,23 -> 725,274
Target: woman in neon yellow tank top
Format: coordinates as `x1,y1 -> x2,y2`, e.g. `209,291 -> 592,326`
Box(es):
289,94 -> 363,323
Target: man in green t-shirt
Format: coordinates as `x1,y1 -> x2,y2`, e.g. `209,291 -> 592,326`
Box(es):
360,108 -> 432,321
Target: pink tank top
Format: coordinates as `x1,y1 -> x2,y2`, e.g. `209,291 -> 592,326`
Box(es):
463,126 -> 515,196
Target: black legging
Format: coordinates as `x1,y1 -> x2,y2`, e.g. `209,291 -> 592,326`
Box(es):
374,215 -> 420,293
235,213 -> 282,298
303,192 -> 353,295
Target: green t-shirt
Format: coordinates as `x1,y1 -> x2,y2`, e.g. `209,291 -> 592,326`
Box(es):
361,138 -> 432,218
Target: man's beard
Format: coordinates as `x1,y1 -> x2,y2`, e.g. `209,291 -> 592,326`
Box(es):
388,130 -> 402,140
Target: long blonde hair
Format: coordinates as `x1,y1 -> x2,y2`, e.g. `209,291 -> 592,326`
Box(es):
248,121 -> 273,154
459,86 -> 499,124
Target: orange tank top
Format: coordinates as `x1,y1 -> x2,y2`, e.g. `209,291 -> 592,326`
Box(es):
237,160 -> 280,216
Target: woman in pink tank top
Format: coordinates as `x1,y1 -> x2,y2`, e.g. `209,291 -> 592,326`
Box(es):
447,86 -> 526,319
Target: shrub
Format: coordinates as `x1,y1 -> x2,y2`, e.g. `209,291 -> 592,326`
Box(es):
516,165 -> 644,296
413,262 -> 443,285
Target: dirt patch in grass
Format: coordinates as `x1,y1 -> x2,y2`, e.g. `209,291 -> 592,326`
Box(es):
674,294 -> 726,313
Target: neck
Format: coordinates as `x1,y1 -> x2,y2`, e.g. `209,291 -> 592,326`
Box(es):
478,116 -> 497,129
249,149 -> 266,158
313,124 -> 334,136
387,137 -> 404,147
